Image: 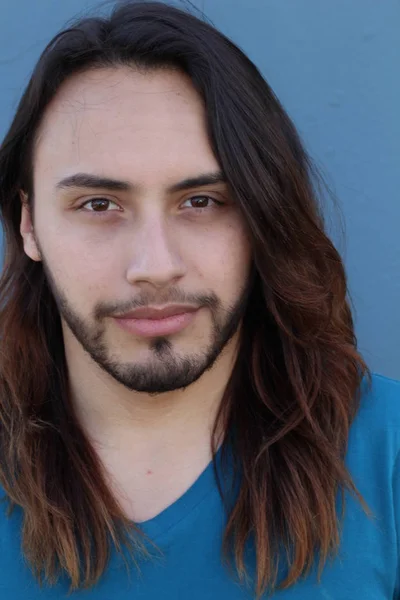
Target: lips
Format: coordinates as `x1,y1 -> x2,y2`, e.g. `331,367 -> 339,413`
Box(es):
113,305 -> 199,338
117,304 -> 198,320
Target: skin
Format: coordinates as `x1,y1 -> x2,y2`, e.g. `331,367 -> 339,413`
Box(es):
20,66 -> 252,521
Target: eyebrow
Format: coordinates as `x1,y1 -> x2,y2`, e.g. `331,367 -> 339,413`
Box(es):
55,171 -> 227,194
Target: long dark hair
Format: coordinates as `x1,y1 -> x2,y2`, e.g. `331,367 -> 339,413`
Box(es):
0,1 -> 372,597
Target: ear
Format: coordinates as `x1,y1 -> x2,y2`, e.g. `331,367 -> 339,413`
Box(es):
19,193 -> 42,262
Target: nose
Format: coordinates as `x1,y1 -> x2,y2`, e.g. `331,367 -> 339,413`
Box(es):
125,216 -> 186,290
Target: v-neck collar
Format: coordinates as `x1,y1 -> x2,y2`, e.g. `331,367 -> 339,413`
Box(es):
135,443 -> 227,541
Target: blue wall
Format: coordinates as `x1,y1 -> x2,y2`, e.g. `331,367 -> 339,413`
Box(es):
0,0 -> 399,379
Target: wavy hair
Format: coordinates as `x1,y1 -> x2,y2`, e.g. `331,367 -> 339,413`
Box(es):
0,1 -> 372,597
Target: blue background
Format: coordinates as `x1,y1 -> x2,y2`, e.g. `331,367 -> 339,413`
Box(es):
0,0 -> 398,378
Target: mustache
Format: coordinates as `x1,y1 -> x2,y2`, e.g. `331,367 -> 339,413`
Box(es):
93,289 -> 220,320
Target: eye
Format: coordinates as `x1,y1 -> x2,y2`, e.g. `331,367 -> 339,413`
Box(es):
181,195 -> 222,209
80,198 -> 121,212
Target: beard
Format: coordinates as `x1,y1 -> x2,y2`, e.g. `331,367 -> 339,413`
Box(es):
42,261 -> 251,395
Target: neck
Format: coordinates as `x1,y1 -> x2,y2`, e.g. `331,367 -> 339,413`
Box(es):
64,332 -> 239,458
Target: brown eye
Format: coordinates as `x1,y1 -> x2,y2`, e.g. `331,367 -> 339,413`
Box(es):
181,196 -> 221,209
190,196 -> 210,208
81,198 -> 120,212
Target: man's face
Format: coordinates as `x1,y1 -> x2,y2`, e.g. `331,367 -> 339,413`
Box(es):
22,67 -> 252,393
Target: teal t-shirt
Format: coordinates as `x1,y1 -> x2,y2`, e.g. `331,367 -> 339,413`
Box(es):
1,372 -> 400,598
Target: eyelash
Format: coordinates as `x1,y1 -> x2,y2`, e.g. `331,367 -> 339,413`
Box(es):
77,195 -> 224,215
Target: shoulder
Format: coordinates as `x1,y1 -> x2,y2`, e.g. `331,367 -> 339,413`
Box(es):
355,371 -> 400,434
345,371 -> 400,483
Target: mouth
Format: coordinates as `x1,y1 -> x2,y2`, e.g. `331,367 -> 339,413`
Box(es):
113,304 -> 200,338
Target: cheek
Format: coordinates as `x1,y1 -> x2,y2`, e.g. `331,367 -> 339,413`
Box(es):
185,222 -> 252,293
35,222 -> 122,302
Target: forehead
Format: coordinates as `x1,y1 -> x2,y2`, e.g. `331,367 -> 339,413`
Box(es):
33,66 -> 218,189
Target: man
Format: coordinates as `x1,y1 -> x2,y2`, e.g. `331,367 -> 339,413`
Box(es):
0,2 -> 399,598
